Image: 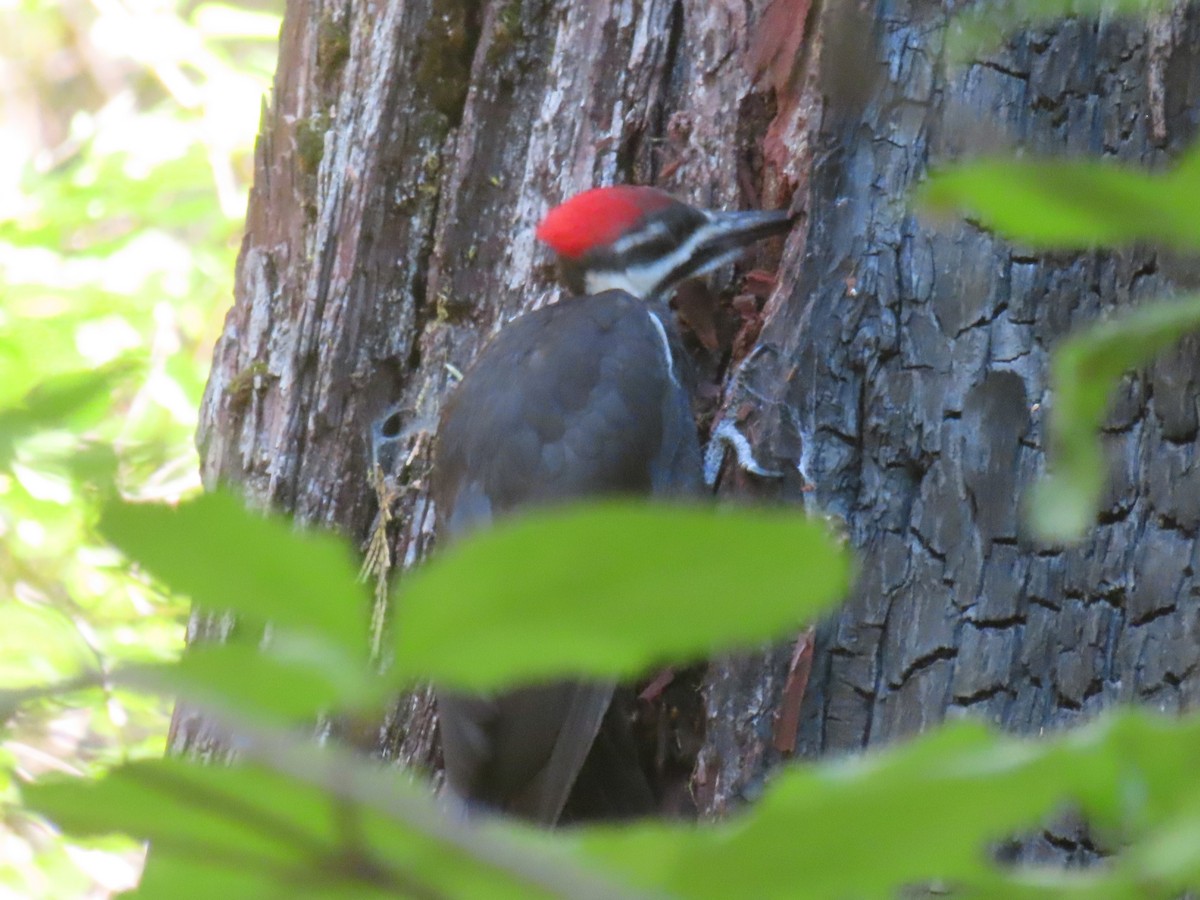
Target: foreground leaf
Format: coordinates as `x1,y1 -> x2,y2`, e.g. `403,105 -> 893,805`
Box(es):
23,707 -> 1200,898
1029,295 -> 1200,541
394,503 -> 851,690
573,711 -> 1200,899
946,0 -> 1180,64
574,722 -> 1072,898
919,148 -> 1200,251
100,491 -> 369,657
153,641 -> 390,722
0,359 -> 141,470
24,735 -> 637,900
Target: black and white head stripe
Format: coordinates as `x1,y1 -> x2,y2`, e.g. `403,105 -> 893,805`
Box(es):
577,206 -> 793,300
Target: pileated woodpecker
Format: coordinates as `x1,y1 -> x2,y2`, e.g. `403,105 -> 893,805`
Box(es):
432,185 -> 793,825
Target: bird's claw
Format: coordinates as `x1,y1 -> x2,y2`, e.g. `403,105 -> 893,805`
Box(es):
703,419 -> 783,486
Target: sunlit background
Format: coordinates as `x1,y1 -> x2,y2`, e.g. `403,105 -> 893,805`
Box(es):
0,0 -> 280,894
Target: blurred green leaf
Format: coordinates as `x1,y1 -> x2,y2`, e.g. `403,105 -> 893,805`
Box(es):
946,0 -> 1180,63
971,715 -> 1200,899
0,360 -> 141,470
99,492 -> 369,658
575,722 -> 1063,898
1030,294 -> 1200,541
152,642 -> 390,722
15,360 -> 141,426
0,602 -> 94,688
27,760 -> 394,899
0,0 -> 277,891
918,148 -> 1200,251
1,149 -> 225,255
1122,808 -> 1200,895
395,503 -> 851,690
574,710 -> 1200,899
61,441 -> 121,492
25,746 -> 622,900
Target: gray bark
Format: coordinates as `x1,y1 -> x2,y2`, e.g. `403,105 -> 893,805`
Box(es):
192,0 -> 1200,859
698,3 -> 1200,862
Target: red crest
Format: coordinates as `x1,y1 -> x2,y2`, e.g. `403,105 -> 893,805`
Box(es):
536,186 -> 676,259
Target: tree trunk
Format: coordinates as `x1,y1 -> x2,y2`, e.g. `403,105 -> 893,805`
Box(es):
697,2 -> 1200,862
192,0 -> 1200,856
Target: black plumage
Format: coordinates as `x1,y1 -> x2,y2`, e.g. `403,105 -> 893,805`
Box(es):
431,290 -> 703,825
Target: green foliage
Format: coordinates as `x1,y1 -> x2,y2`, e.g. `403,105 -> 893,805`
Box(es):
576,712 -> 1200,899
7,0 -> 1200,898
946,0 -> 1181,62
11,493 -> 859,898
101,492 -> 371,657
919,147 -> 1200,251
8,492 -> 848,718
26,754 -> 581,900
396,504 -> 849,689
10,489 -> 1200,898
1029,295 -> 1200,540
0,0 -> 279,892
919,5 -> 1200,546
154,642 -> 388,723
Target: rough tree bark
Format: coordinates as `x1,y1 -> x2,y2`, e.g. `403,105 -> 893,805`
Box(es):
697,3 -> 1200,863
191,0 -> 1200,858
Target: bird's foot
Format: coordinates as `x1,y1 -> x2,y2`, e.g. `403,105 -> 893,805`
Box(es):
703,418 -> 782,486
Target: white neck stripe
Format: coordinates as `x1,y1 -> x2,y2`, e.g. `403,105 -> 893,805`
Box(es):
645,308 -> 678,386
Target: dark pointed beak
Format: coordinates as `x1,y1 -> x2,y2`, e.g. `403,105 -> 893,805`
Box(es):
701,209 -> 796,255
664,208 -> 794,289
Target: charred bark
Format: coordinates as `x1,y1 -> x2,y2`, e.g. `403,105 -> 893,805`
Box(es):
699,2 -> 1200,862
193,0 -> 1200,858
